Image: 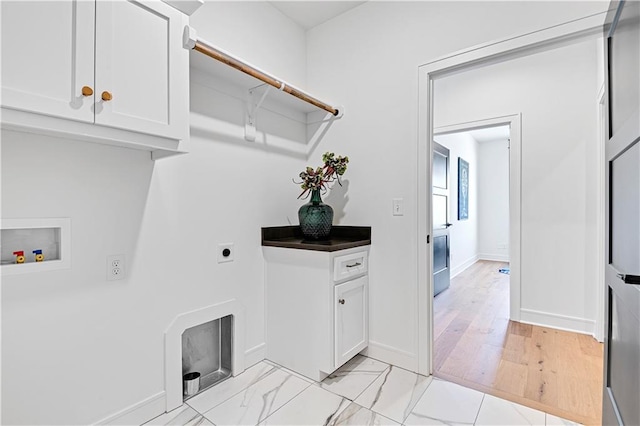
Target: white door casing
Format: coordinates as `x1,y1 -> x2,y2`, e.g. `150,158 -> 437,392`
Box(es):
596,83 -> 607,343
417,13 -> 607,376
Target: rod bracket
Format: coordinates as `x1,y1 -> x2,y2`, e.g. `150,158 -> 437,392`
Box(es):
245,85 -> 272,142
183,25 -> 197,50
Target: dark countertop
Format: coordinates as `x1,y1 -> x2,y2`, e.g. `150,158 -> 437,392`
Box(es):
262,226 -> 371,252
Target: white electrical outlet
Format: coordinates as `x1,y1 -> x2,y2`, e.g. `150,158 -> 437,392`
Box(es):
218,243 -> 234,263
107,254 -> 125,281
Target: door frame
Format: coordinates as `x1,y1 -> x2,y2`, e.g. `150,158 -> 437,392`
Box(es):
596,83 -> 607,342
434,115 -> 522,323
416,13 -> 607,375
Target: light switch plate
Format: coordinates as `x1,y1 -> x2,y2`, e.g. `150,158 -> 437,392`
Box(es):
392,198 -> 404,216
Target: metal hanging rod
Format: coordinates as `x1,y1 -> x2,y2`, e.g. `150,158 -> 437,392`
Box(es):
183,26 -> 340,117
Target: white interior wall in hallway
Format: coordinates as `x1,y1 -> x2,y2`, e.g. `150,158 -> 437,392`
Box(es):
433,132 -> 479,278
477,139 -> 510,262
306,1 -> 606,366
1,2 -> 313,424
434,38 -> 599,334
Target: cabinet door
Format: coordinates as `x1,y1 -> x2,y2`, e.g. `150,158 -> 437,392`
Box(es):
335,276 -> 368,368
94,0 -> 188,140
1,0 -> 95,122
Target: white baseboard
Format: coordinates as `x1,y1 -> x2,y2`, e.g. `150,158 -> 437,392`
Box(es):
450,255 -> 479,278
245,342 -> 266,368
362,341 -> 416,372
520,308 -> 596,336
478,253 -> 510,262
94,343 -> 266,426
93,391 -> 166,426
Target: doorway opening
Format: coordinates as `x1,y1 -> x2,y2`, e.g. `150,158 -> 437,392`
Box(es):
431,124 -> 513,387
417,13 -> 607,424
431,116 -> 522,320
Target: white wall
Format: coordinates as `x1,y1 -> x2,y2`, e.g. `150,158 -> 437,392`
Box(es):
433,132 -> 479,277
306,1 -> 607,367
191,1 -> 307,88
1,132 -> 156,424
434,39 -> 599,333
1,1 -> 609,423
477,139 -> 510,262
1,2 -> 312,425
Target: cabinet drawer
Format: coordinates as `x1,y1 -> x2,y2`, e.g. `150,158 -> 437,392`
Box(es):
333,251 -> 368,282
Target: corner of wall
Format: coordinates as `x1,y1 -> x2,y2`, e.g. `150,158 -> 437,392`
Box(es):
362,341 -> 417,372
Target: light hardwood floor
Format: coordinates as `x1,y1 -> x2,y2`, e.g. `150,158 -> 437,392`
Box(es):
433,260 -> 604,425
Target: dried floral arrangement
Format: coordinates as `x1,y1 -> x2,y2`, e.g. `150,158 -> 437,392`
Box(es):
295,152 -> 349,199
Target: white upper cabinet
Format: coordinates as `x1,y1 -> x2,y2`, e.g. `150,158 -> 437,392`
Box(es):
1,0 -> 189,157
1,1 -> 95,122
94,0 -> 187,140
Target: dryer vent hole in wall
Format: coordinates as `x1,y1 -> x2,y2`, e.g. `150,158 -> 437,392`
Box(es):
182,315 -> 233,400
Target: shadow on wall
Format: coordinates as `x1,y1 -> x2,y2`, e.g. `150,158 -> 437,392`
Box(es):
188,78 -> 338,160
324,179 -> 350,223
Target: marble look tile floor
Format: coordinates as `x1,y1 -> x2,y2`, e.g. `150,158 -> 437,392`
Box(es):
144,355 -> 581,426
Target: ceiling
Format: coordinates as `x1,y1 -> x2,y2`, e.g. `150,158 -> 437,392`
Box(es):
268,1 -> 367,30
467,125 -> 510,143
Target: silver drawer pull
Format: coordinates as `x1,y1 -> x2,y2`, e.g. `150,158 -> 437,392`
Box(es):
346,262 -> 362,268
338,299 -> 345,304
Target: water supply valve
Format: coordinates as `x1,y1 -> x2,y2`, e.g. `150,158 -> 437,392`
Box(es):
13,251 -> 25,264
33,249 -> 44,262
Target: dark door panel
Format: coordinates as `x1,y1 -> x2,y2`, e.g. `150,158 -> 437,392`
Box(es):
603,2 -> 640,425
433,142 -> 451,297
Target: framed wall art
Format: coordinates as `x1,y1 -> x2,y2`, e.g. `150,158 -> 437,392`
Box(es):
458,157 -> 469,220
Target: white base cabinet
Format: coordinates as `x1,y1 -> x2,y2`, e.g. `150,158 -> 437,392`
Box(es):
335,275 -> 368,368
264,246 -> 369,381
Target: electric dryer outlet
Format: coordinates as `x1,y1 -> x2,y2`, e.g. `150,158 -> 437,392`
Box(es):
218,243 -> 234,263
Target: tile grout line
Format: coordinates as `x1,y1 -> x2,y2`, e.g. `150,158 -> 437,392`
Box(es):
257,372 -> 314,425
187,363 -> 279,416
346,365 -> 391,402
261,358 -> 391,425
261,381 -> 350,426
400,374 -> 435,424
473,393 -> 486,425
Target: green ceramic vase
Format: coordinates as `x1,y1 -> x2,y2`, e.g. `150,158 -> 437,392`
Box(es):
298,189 -> 333,240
